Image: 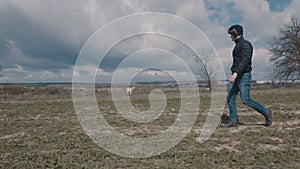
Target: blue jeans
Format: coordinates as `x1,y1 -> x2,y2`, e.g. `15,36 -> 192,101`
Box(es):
227,72 -> 267,123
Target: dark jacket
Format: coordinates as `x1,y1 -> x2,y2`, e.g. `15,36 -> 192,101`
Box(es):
231,36 -> 253,74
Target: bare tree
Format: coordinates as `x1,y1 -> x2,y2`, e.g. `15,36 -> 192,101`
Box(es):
194,49 -> 216,90
269,16 -> 300,80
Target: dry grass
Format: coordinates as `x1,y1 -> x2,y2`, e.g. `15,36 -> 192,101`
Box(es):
0,85 -> 299,168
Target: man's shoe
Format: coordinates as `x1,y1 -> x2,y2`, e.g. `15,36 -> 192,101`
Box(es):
221,121 -> 238,128
265,109 -> 272,126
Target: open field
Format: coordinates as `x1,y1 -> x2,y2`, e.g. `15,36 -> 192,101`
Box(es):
0,85 -> 299,168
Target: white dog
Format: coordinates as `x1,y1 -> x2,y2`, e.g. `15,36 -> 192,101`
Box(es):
126,86 -> 135,96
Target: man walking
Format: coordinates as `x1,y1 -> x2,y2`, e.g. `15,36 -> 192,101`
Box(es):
221,25 -> 272,128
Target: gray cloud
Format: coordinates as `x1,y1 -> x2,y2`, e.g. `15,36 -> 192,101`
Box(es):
0,1 -> 88,71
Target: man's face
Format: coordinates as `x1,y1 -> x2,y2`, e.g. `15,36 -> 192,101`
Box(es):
230,34 -> 237,41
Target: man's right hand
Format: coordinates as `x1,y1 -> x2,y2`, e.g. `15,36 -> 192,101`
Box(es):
229,72 -> 238,83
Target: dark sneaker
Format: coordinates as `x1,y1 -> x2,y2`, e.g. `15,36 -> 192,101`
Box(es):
221,121 -> 238,128
265,109 -> 272,126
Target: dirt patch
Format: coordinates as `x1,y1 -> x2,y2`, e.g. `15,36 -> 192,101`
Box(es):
269,137 -> 284,143
214,141 -> 241,153
258,144 -> 284,151
0,131 -> 25,140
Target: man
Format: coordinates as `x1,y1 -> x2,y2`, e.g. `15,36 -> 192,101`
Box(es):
221,25 -> 272,128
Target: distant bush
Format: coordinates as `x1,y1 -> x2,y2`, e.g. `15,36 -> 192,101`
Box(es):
0,85 -> 71,96
0,85 -> 26,95
44,87 -> 60,95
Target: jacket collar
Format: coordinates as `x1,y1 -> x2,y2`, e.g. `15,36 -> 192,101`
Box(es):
235,36 -> 244,44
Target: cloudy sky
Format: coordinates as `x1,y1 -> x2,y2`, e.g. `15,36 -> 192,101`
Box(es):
0,0 -> 299,83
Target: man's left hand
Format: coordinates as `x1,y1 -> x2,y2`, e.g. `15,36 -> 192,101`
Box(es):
229,72 -> 238,83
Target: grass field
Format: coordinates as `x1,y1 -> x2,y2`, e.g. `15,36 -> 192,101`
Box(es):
0,85 -> 299,169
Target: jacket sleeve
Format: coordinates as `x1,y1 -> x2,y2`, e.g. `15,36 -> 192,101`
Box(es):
233,41 -> 252,74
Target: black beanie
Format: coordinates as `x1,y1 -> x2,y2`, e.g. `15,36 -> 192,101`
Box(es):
228,25 -> 243,36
